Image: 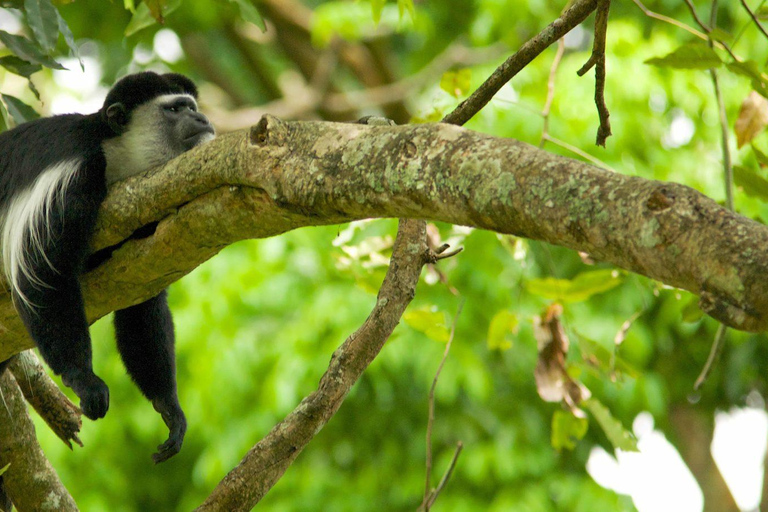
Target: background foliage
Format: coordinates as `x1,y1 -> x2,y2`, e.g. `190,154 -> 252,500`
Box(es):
2,0 -> 768,510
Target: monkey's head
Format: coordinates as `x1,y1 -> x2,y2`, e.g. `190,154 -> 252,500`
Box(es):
100,72 -> 216,184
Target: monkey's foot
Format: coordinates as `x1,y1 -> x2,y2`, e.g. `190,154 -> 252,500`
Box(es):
151,396 -> 187,463
61,369 -> 110,420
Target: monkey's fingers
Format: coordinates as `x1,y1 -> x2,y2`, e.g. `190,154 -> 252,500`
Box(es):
151,397 -> 187,464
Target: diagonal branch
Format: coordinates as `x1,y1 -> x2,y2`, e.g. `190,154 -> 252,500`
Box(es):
442,0 -> 598,125
0,371 -> 78,511
194,219 -> 429,511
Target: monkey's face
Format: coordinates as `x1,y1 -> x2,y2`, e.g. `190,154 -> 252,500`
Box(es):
102,94 -> 215,184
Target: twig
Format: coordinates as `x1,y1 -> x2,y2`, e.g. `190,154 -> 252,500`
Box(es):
421,442 -> 463,511
733,0 -> 768,46
541,134 -> 616,171
540,39 -> 566,148
683,0 -> 710,31
740,0 -> 768,41
577,0 -> 612,146
442,0 -> 599,125
695,323 -> 727,389
422,301 -> 464,511
631,0 -> 708,39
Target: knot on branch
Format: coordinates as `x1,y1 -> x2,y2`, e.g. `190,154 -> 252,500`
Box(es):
250,115 -> 289,147
646,187 -> 676,211
423,244 -> 463,264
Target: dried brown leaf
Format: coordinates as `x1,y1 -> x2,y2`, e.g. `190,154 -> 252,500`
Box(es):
735,91 -> 768,148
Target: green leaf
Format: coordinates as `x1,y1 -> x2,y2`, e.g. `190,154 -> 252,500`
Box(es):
644,43 -> 721,70
2,94 -> 40,123
734,165 -> 768,201
584,398 -> 638,452
0,101 -> 10,133
229,0 -> 265,31
0,30 -> 65,69
756,5 -> 768,20
24,0 -> 60,54
576,334 -> 640,378
0,463 -> 9,477
124,0 -> 181,36
440,69 -> 471,98
708,28 -> 732,45
403,307 -> 450,343
525,269 -> 622,303
56,10 -> 82,70
552,410 -> 589,450
0,55 -> 41,77
371,0 -> 386,23
397,0 -> 415,21
487,310 -> 517,350
754,145 -> 768,168
726,61 -> 768,98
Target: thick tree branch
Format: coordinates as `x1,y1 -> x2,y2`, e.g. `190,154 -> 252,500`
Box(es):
0,371 -> 78,511
1,118 -> 767,361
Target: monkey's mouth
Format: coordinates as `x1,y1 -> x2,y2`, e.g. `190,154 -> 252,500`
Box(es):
182,129 -> 215,148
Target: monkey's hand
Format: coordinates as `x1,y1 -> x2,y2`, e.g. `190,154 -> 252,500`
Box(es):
151,395 -> 187,463
61,369 -> 110,420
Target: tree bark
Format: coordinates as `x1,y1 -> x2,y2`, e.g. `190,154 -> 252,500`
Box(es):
1,118 -> 767,361
0,371 -> 78,511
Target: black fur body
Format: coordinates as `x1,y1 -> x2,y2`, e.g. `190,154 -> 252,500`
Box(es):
0,72 -> 214,463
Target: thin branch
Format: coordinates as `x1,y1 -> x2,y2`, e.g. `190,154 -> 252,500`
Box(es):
631,0 -> 708,39
422,301 -> 464,511
695,323 -> 727,389
711,71 -> 733,210
442,0 -> 599,125
540,39 -> 566,148
683,0 -> 710,31
421,442 -> 464,511
541,134 -> 616,171
577,0 -> 612,146
740,0 -> 768,41
9,351 -> 82,449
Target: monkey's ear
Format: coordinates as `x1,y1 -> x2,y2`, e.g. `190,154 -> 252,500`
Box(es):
106,103 -> 128,134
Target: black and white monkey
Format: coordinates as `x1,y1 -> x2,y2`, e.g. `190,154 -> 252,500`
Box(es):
0,72 -> 215,463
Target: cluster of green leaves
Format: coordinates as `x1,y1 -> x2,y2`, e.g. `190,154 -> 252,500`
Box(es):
0,0 -> 80,127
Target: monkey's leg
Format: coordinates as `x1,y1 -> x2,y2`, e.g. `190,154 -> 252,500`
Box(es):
15,169 -> 109,420
114,290 -> 186,463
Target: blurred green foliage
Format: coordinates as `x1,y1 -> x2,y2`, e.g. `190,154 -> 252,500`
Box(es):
2,0 -> 768,510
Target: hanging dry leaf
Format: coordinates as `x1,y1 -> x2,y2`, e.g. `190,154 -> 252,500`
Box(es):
533,304 -> 590,414
735,91 -> 768,148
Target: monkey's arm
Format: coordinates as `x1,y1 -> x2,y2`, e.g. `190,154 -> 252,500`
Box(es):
114,291 -> 186,463
15,162 -> 109,420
